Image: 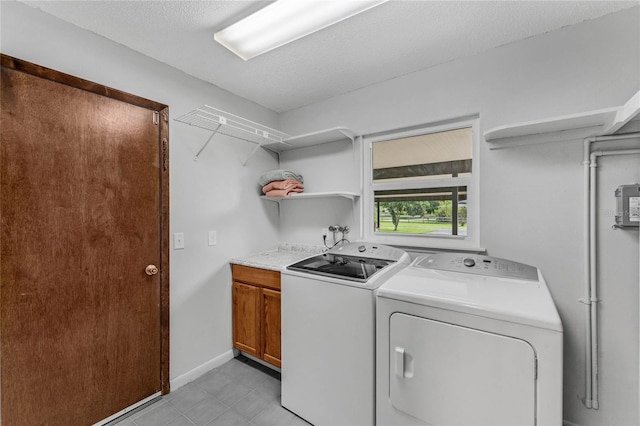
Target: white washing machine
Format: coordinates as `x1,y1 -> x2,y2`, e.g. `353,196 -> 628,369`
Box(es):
282,243 -> 410,426
376,253 -> 563,426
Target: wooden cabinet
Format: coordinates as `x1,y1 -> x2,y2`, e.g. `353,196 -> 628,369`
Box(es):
232,264 -> 282,368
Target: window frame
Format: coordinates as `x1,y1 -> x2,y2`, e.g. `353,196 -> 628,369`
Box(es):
363,117 -> 481,250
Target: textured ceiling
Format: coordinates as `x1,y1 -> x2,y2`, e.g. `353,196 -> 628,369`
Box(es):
21,0 -> 638,112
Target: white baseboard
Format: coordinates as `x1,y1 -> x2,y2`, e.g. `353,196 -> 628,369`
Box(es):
239,351 -> 281,373
169,349 -> 235,391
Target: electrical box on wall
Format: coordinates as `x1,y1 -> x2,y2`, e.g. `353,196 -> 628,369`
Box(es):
614,184 -> 640,228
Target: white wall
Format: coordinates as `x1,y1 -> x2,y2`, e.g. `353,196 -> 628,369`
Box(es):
277,138 -> 362,245
0,1 -> 281,386
277,7 -> 640,426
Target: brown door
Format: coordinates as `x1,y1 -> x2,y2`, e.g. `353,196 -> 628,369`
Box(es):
0,56 -> 169,425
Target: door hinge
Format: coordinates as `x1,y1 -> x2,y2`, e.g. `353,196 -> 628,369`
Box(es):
153,111 -> 160,125
162,138 -> 168,171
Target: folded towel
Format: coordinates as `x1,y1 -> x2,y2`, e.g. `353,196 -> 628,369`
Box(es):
265,187 -> 305,198
262,179 -> 304,194
258,170 -> 304,187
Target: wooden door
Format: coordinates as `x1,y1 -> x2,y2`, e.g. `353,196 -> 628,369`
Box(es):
232,281 -> 261,358
261,288 -> 281,368
0,55 -> 170,426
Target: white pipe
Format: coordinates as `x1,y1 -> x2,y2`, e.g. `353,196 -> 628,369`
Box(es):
589,153 -> 599,409
593,149 -> 640,157
582,133 -> 640,410
586,133 -> 640,143
582,139 -> 593,408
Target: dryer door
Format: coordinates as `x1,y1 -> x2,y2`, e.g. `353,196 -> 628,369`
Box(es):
389,313 -> 536,426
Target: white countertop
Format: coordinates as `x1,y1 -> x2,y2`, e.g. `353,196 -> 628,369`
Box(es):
230,243 -> 324,272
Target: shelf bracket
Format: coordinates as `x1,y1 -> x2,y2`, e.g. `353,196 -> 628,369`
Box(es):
193,124 -> 221,161
242,140 -> 264,167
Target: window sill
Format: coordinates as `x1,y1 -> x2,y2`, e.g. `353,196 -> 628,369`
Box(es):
365,233 -> 484,253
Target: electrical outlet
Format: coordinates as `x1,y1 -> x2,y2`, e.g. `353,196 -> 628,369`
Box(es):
208,231 -> 217,246
322,228 -> 328,237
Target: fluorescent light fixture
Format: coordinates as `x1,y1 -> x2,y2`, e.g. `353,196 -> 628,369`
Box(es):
214,0 -> 388,61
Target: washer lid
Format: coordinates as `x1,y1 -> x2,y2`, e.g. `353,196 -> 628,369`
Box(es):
287,253 -> 393,283
377,256 -> 562,332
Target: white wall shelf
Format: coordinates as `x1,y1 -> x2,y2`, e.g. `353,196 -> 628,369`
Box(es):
176,106 -> 361,216
175,106 -> 360,164
260,191 -> 360,202
261,127 -> 358,152
484,90 -> 640,148
174,105 -> 290,164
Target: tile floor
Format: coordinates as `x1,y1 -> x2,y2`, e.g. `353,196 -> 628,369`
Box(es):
111,355 -> 310,426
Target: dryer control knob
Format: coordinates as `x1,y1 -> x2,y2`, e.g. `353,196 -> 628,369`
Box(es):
463,258 -> 476,267
358,245 -> 366,252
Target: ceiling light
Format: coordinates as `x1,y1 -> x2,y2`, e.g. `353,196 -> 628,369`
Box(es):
214,0 -> 388,61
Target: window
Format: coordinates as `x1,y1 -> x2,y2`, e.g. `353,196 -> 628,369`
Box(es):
364,118 -> 479,249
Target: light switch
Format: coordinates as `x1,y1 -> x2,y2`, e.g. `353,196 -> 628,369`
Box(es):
174,232 -> 185,249
208,231 -> 217,246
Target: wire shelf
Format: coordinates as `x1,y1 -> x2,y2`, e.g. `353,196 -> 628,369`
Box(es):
175,105 -> 359,163
175,105 -> 290,144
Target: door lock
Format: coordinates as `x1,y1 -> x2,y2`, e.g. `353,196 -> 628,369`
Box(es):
145,265 -> 159,276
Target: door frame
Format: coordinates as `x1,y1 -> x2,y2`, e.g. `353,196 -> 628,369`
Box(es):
0,53 -> 171,395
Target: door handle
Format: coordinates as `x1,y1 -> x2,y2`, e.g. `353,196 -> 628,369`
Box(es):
395,346 -> 405,378
145,265 -> 158,276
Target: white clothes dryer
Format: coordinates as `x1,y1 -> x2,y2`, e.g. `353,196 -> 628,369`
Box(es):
376,253 -> 563,426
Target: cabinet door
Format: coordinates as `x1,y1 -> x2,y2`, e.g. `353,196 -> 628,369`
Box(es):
232,282 -> 261,358
262,288 -> 281,368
